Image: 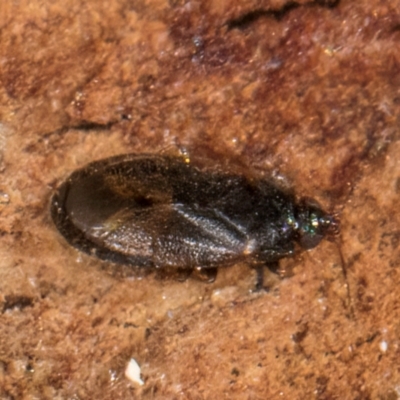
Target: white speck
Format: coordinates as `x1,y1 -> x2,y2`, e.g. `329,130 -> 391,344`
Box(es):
125,358 -> 144,386
379,340 -> 388,353
0,192 -> 9,204
109,369 -> 117,382
348,345 -> 353,353
28,277 -> 37,287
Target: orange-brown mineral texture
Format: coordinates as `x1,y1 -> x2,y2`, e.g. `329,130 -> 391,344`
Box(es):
1,0 -> 400,399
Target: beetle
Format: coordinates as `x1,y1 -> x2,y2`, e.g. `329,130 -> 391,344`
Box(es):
50,153 -> 339,289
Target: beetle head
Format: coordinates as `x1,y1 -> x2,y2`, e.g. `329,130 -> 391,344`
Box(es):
294,198 -> 339,249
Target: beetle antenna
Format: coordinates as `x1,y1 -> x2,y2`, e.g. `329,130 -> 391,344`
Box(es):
333,235 -> 355,320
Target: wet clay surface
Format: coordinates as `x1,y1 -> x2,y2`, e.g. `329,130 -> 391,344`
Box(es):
1,0 -> 400,399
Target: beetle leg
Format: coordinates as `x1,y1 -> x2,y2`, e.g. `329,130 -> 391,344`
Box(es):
193,267 -> 218,283
253,261 -> 280,292
154,267 -> 193,282
254,265 -> 265,292
175,268 -> 193,282
266,261 -> 280,275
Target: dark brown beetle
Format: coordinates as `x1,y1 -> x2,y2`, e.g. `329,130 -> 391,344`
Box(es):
51,153 -> 338,289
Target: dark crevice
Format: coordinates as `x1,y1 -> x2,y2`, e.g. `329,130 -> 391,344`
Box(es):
355,331 -> 379,347
227,3 -> 299,29
391,23 -> 400,32
46,120 -> 116,136
23,120 -> 118,153
2,295 -> 34,313
68,120 -> 116,131
314,0 -> 340,7
227,0 -> 340,30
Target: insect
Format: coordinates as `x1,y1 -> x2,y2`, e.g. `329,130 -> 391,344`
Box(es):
51,153 -> 339,289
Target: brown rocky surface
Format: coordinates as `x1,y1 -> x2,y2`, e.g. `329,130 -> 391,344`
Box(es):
1,0 -> 400,399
